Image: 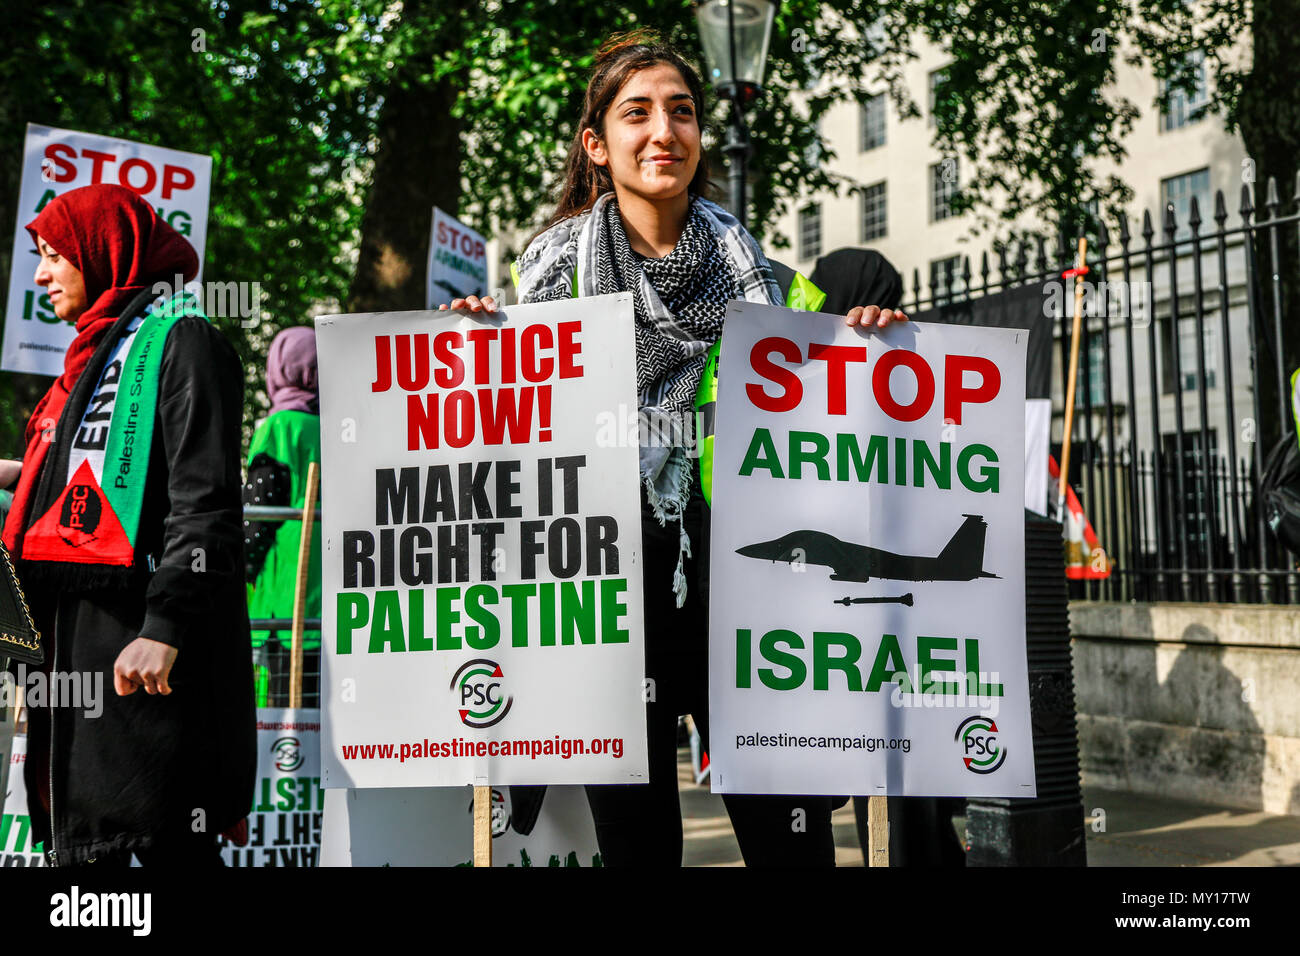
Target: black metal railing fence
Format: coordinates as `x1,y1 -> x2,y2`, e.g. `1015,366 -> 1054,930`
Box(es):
904,179 -> 1299,605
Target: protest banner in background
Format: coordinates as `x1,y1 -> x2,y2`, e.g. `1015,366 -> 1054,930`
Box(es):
3,124 -> 213,376
1025,399 -> 1051,516
0,695 -> 14,823
319,784 -> 600,866
220,709 -> 322,867
315,294 -> 647,789
425,207 -> 487,309
708,304 -> 1034,797
1,736 -> 46,866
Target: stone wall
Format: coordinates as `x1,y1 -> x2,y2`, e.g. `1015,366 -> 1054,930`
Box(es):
1071,602 -> 1300,816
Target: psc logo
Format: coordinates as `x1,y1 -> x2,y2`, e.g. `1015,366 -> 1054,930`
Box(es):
272,736 -> 304,772
56,483 -> 103,547
955,716 -> 1006,774
451,658 -> 513,729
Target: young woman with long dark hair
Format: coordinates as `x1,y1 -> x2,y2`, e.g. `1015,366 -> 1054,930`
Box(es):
441,31 -> 905,866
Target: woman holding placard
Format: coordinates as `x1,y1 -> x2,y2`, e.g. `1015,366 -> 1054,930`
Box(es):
440,31 -> 905,866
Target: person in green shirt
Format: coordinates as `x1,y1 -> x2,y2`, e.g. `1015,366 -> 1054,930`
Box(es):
243,326 -> 322,707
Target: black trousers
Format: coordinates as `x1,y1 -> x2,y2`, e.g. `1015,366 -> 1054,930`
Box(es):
584,487 -> 835,867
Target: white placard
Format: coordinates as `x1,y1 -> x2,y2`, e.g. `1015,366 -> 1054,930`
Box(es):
426,207 -> 487,308
1,736 -> 46,866
315,295 -> 647,788
319,784 -> 601,867
708,305 -> 1034,797
0,693 -> 13,819
1025,398 -> 1051,516
4,124 -> 213,375
221,709 -> 322,867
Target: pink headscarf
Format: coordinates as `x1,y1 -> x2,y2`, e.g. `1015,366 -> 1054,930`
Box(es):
267,326 -> 318,414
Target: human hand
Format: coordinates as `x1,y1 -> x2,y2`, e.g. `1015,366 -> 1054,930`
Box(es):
845,305 -> 908,329
0,459 -> 20,490
114,637 -> 179,696
438,294 -> 498,314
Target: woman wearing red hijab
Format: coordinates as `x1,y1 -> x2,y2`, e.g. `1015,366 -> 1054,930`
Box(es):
3,184 -> 255,866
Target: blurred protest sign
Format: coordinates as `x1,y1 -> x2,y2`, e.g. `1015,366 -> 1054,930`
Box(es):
221,709 -> 322,867
1,735 -> 45,866
426,207 -> 487,308
4,124 -> 212,375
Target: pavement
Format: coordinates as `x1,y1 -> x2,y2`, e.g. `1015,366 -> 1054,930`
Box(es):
676,749 -> 1300,867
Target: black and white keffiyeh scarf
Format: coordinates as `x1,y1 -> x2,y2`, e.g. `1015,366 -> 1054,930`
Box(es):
515,191 -> 781,605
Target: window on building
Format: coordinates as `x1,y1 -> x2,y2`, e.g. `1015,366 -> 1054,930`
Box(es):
931,159 -> 959,221
1075,333 -> 1108,408
1177,319 -> 1218,392
860,181 -> 887,241
1159,316 -> 1218,394
1160,168 -> 1211,240
804,117 -> 823,166
1160,50 -> 1209,132
862,18 -> 888,56
1158,428 -> 1221,563
929,254 -> 962,305
799,203 -> 822,261
860,93 -> 886,151
928,67 -> 950,129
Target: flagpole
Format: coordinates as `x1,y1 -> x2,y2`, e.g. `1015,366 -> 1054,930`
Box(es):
289,461 -> 320,710
1058,238 -> 1089,522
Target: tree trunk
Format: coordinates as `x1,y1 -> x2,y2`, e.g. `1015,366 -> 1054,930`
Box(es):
346,5 -> 462,313
1236,0 -> 1300,447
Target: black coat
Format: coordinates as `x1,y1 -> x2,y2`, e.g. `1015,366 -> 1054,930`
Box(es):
21,310 -> 256,865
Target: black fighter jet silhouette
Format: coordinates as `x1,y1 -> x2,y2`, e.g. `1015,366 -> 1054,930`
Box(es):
736,514 -> 999,583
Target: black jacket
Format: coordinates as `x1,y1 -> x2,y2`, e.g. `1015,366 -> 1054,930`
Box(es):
21,309 -> 256,865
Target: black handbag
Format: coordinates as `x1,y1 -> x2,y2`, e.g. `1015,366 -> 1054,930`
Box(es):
1262,433 -> 1300,558
0,539 -> 42,665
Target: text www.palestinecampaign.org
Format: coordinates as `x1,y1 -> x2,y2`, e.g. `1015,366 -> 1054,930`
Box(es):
735,732 -> 912,753
340,735 -> 625,762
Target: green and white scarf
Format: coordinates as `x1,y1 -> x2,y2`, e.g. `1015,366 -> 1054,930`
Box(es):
19,291 -> 202,582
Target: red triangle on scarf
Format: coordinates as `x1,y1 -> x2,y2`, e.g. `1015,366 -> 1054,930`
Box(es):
22,459 -> 133,565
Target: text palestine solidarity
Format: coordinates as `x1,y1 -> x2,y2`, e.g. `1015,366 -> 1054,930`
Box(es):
339,735 -> 626,762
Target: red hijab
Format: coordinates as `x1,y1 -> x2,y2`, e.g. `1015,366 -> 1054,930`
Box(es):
3,185 -> 199,556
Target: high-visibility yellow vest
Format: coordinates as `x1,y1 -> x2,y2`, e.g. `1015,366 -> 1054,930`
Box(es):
694,272 -> 826,504
509,261 -> 827,506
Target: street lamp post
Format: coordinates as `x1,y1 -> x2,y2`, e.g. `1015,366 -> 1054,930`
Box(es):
723,103 -> 751,231
696,0 -> 777,230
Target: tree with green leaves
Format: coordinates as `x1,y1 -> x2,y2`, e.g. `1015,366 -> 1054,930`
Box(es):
0,0 -> 378,449
862,0 -> 1297,439
345,0 -> 901,313
2,0 -> 1293,452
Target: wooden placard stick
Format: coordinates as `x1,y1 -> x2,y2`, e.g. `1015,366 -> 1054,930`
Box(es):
867,795 -> 889,867
1057,237 -> 1089,521
473,785 -> 493,867
289,461 -> 320,710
